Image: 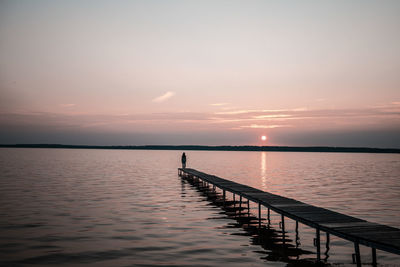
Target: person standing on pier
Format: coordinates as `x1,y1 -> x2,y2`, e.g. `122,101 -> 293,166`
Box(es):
181,152 -> 187,169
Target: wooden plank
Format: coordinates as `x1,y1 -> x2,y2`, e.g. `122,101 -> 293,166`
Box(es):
334,225 -> 395,233
352,231 -> 400,240
273,203 -> 311,207
320,221 -> 372,228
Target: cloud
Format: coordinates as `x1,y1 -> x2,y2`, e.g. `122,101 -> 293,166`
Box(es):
152,91 -> 176,103
240,124 -> 291,129
208,104 -> 400,132
1,104 -> 399,147
60,104 -> 76,107
215,109 -> 290,115
210,103 -> 229,106
253,114 -> 291,119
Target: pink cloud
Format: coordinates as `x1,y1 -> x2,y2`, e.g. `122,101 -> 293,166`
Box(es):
152,92 -> 176,103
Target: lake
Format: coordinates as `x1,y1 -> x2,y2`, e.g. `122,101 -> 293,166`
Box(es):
0,148 -> 399,266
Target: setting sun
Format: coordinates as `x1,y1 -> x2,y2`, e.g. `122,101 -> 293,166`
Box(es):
261,135 -> 267,141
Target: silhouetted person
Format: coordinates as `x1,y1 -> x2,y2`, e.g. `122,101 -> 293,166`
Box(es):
181,152 -> 186,169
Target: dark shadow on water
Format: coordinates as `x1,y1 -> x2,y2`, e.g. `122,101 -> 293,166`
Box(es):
181,175 -> 330,267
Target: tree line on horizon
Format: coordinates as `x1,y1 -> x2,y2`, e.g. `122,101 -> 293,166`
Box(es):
0,144 -> 399,153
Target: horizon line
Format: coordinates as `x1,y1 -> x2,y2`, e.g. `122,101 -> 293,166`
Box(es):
1,144 -> 399,154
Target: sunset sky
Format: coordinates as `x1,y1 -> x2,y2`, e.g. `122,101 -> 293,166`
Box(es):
1,0 -> 399,147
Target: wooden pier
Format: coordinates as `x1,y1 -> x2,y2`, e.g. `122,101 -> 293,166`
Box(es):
179,168 -> 400,266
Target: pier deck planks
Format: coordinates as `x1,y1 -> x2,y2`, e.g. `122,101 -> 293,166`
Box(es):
179,168 -> 400,256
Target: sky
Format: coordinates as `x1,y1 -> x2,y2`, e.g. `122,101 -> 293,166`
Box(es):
0,0 -> 399,147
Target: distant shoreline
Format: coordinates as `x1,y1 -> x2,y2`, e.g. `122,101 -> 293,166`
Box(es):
0,144 -> 399,153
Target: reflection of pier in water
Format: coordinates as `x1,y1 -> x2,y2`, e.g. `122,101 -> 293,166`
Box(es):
179,168 -> 400,267
181,171 -> 323,266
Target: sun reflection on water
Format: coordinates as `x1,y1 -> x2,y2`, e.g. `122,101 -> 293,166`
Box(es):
260,152 -> 267,190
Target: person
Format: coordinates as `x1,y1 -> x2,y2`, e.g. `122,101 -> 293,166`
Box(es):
181,152 -> 186,169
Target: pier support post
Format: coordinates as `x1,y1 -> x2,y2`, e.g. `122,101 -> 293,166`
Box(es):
239,196 -> 242,215
258,203 -> 261,228
295,221 -> 300,248
267,208 -> 270,225
247,199 -> 250,216
353,242 -> 361,267
315,228 -> 321,262
280,214 -> 285,244
372,248 -> 377,267
325,232 -> 330,260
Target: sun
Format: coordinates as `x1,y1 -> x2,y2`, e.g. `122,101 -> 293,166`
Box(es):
261,135 -> 267,141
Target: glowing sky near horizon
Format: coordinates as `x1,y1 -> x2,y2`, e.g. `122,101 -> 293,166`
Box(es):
0,0 -> 399,147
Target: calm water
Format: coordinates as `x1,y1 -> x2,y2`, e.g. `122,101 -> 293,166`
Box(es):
0,148 -> 399,266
